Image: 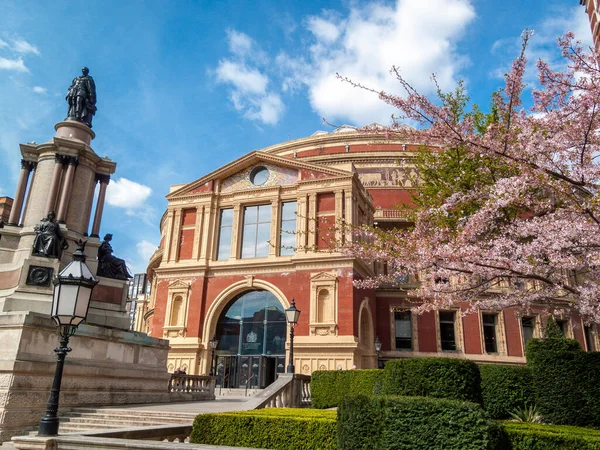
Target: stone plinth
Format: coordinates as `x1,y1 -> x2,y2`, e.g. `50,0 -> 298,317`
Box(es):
54,120 -> 95,146
0,312 -> 171,442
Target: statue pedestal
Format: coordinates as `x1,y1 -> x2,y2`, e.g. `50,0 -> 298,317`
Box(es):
54,120 -> 95,146
0,312 -> 171,442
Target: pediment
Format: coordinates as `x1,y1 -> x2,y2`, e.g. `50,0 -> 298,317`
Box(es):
167,151 -> 352,199
168,280 -> 190,289
310,272 -> 338,282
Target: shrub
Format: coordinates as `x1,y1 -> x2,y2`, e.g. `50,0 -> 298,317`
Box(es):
479,364 -> 534,419
526,337 -> 600,427
338,395 -> 501,450
190,408 -> 337,450
311,369 -> 383,409
381,357 -> 482,403
503,422 -> 600,449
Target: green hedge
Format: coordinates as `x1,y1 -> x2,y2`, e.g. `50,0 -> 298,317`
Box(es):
503,422 -> 600,449
479,364 -> 534,419
311,369 -> 383,409
381,357 -> 482,403
190,408 -> 337,449
338,395 -> 501,450
526,338 -> 600,427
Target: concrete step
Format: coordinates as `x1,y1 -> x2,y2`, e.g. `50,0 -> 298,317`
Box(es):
216,387 -> 262,397
62,412 -> 196,422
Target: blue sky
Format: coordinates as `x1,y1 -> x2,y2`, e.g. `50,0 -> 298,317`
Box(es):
0,0 -> 592,273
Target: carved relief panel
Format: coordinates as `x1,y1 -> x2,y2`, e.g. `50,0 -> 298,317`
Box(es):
309,272 -> 338,336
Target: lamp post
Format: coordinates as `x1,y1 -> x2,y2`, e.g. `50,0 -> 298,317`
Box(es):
374,336 -> 382,369
38,240 -> 98,436
285,298 -> 301,374
209,335 -> 218,376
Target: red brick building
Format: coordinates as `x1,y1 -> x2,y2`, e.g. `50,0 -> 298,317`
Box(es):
141,127 -> 598,387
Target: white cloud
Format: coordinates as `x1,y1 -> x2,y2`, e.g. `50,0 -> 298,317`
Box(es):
306,16 -> 342,43
137,240 -> 157,261
0,39 -> 8,49
216,60 -> 268,95
215,29 -> 285,125
246,93 -> 285,125
227,29 -> 253,57
12,39 -> 40,55
106,177 -> 152,209
32,86 -> 46,94
0,57 -> 28,72
281,0 -> 476,125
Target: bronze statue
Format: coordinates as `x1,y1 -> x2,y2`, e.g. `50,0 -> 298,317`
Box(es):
97,234 -> 132,280
32,211 -> 68,258
66,66 -> 97,128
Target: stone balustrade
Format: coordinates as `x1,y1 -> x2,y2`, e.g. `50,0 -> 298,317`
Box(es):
168,374 -> 216,401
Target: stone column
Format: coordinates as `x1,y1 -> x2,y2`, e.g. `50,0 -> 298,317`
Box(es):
19,163 -> 37,226
7,160 -> 35,225
335,190 -> 343,244
230,203 -> 241,260
307,193 -> 317,250
45,154 -> 66,216
269,199 -> 280,256
297,194 -> 308,252
83,176 -> 100,236
56,157 -> 79,223
90,175 -> 109,238
162,209 -> 175,262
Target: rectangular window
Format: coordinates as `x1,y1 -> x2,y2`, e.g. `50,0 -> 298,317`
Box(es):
439,311 -> 456,351
483,314 -> 498,353
584,326 -> 596,352
241,204 -> 272,258
394,311 -> 412,350
216,209 -> 233,260
279,201 -> 297,256
521,317 -> 535,349
555,320 -> 567,336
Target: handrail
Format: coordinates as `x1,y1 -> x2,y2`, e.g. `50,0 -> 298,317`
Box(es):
242,373 -> 311,410
219,373 -> 229,395
245,374 -> 257,396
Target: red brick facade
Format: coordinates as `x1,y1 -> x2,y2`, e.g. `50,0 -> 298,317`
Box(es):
141,130 -> 599,379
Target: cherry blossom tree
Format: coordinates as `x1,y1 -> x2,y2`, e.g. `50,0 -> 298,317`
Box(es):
338,31 -> 600,322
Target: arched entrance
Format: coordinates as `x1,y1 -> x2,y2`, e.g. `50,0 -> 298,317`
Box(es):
214,290 -> 286,389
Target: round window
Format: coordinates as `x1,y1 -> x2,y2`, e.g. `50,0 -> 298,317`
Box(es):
249,166 -> 269,185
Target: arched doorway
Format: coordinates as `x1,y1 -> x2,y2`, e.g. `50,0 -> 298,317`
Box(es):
214,290 -> 286,389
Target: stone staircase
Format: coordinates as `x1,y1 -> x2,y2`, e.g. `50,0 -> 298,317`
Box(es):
215,387 -> 262,398
56,407 -> 198,433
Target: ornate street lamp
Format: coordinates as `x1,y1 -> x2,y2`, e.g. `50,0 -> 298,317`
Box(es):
285,298 -> 301,374
38,240 -> 98,436
209,335 -> 218,376
374,336 -> 382,369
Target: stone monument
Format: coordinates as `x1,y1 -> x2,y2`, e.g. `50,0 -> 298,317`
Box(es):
0,68 -> 171,442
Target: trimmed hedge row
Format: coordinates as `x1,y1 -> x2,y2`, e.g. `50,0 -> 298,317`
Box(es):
381,357 -> 482,403
526,337 -> 600,427
503,422 -> 600,449
479,364 -> 534,419
311,369 -> 383,409
190,408 -> 337,449
338,395 -> 501,450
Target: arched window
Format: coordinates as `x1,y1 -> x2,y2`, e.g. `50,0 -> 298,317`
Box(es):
170,295 -> 183,325
215,290 -> 286,356
359,308 -> 372,347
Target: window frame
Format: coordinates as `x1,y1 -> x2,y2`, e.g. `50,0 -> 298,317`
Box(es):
216,208 -> 234,261
240,204 -> 272,259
